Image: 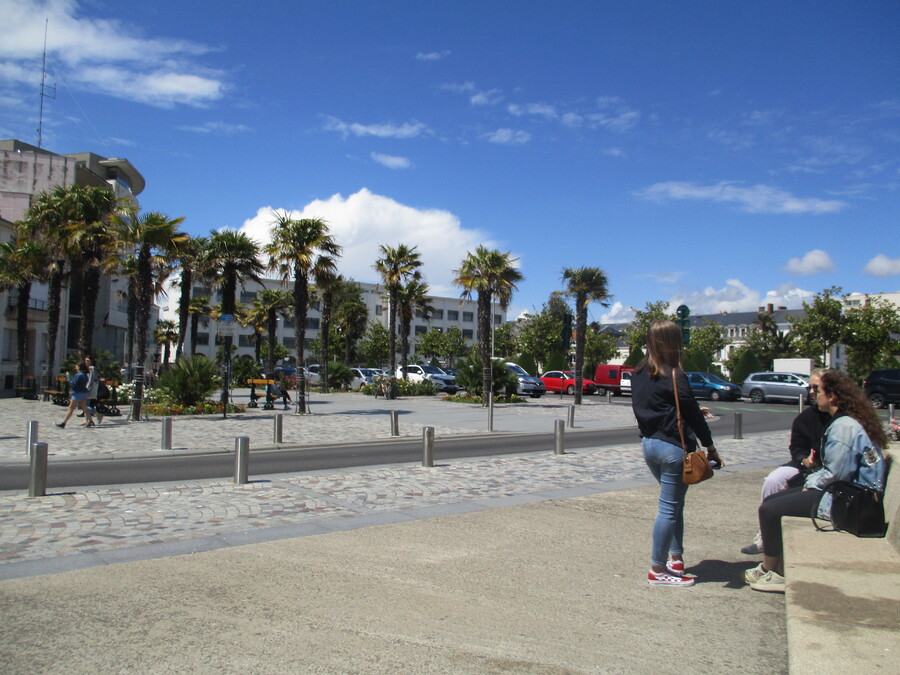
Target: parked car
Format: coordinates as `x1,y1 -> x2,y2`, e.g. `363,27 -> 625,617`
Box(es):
396,364 -> 458,393
503,362 -> 545,398
740,372 -> 810,404
592,365 -> 634,396
863,369 -> 900,408
540,370 -> 597,395
305,364 -> 322,384
686,372 -> 741,401
273,365 -> 297,379
350,367 -> 381,391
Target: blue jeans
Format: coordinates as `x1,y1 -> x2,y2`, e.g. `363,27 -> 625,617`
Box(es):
642,437 -> 688,568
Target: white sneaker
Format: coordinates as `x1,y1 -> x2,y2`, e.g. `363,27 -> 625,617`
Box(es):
750,570 -> 785,593
743,562 -> 767,585
648,570 -> 695,587
741,532 -> 763,555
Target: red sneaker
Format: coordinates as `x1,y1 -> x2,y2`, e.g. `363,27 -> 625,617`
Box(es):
648,570 -> 695,587
666,560 -> 685,576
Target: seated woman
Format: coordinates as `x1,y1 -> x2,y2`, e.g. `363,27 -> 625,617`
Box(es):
745,370 -> 889,592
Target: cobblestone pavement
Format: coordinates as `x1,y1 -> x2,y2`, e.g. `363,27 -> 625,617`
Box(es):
0,418 -> 790,577
1,390 -> 645,460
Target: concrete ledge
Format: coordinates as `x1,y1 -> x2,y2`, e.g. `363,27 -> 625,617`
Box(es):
782,451 -> 900,675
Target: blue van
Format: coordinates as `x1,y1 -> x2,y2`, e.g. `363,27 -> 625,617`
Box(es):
686,372 -> 741,401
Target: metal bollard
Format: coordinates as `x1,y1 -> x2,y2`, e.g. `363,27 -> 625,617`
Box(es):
554,419 -> 565,455
733,411 -> 743,440
274,413 -> 283,443
488,392 -> 494,431
27,420 -> 38,457
798,395 -> 805,413
29,441 -> 48,497
567,405 -> 575,428
606,390 -> 612,404
234,436 -> 250,484
888,403 -> 895,420
161,416 -> 173,450
390,410 -> 399,437
422,426 -> 434,467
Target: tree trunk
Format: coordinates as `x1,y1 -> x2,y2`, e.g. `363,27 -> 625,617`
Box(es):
294,273 -> 309,413
44,268 -> 64,389
79,265 -> 101,357
479,291 -> 492,406
176,268 -> 192,361
15,283 -> 31,387
574,302 -> 587,405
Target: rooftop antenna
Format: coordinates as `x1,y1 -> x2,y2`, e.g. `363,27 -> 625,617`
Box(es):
36,18 -> 56,148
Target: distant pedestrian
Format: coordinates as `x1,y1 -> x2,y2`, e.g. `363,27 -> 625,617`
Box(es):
84,356 -> 103,424
631,320 -> 723,587
57,362 -> 96,429
278,377 -> 293,408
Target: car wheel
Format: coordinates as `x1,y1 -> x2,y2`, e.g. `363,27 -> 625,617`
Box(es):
710,391 -> 721,401
595,387 -> 606,396
530,394 -> 543,399
869,392 -> 886,409
750,389 -> 765,404
566,385 -> 575,395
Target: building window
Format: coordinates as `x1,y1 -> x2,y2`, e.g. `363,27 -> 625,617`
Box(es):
432,309 -> 444,320
238,334 -> 254,347
196,333 -> 210,346
305,318 -> 319,330
283,337 -> 296,349
310,301 -> 320,311
462,311 -> 474,322
494,313 -> 502,325
447,310 -> 459,321
462,329 -> 474,340
414,325 -> 427,335
240,291 -> 257,304
375,305 -> 382,316
192,286 -> 211,297
283,317 -> 295,328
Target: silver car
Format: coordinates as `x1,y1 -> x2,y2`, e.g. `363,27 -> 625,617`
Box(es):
740,372 -> 810,404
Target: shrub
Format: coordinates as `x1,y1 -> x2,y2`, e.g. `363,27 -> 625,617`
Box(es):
324,361 -> 353,390
232,355 -> 263,385
156,355 -> 222,407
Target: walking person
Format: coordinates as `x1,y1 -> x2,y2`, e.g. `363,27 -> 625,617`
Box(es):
632,320 -> 723,587
745,370 -> 888,593
84,356 -> 104,425
57,361 -> 95,429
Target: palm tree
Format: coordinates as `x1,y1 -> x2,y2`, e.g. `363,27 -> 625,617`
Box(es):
374,244 -> 422,395
172,235 -> 208,361
332,280 -> 369,365
453,247 -> 523,403
397,276 -> 434,374
265,214 -> 341,413
253,288 -> 294,377
313,263 -> 341,393
0,224 -> 48,388
27,185 -> 115,383
153,319 -> 179,369
562,267 -> 611,404
206,230 -> 265,407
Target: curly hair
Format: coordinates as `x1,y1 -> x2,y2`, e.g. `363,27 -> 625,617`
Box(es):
820,370 -> 889,448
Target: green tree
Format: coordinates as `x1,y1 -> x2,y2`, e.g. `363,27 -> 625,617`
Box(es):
492,323 -> 519,359
443,325 -> 468,367
454,247 -> 524,405
254,288 -> 294,377
331,279 -> 368,364
625,301 -> 674,356
684,319 -> 728,373
415,327 -> 446,365
562,267 -> 611,404
374,244 -> 422,390
188,296 -> 210,355
841,297 -> 900,378
359,321 -> 391,367
265,214 -> 341,412
397,276 -> 433,375
725,345 -> 764,384
518,304 -> 565,372
788,286 -> 845,365
171,235 -> 208,361
206,230 -> 265,409
313,264 -> 341,393
583,329 -> 620,374
153,319 -> 179,369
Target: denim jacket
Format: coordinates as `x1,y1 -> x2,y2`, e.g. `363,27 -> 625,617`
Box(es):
805,413 -> 887,519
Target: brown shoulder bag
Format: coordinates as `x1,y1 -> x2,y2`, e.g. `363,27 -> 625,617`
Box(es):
673,369 -> 714,485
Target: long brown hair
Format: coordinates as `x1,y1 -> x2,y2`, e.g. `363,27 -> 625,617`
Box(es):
820,370 -> 889,448
638,320 -> 684,377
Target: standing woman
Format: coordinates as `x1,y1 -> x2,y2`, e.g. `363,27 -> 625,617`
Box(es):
56,361 -> 95,429
746,369 -> 888,592
632,320 -> 723,587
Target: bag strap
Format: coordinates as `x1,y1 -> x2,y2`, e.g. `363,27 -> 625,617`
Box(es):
672,369 -> 688,455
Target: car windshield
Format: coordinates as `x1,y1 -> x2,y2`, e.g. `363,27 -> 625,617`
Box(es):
420,365 -> 445,374
703,373 -> 727,384
506,364 -> 528,375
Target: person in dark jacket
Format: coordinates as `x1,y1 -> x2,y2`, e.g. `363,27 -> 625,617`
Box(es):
56,361 -> 95,429
740,369 -> 830,554
632,320 -> 723,587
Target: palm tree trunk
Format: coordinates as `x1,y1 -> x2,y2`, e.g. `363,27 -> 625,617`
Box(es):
190,315 -> 199,355
266,312 -> 277,377
15,283 -> 31,387
388,288 -> 398,398
478,291 -> 492,405
176,268 -> 192,361
320,291 -> 332,394
79,265 -> 102,357
44,268 -> 64,389
574,303 -> 587,405
293,273 -> 309,413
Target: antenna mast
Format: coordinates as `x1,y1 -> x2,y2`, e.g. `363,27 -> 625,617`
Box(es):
36,18 -> 56,148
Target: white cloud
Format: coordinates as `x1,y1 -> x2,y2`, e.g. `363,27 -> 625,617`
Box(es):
416,50 -> 450,61
667,279 -> 814,316
508,102 -> 558,119
370,152 -> 412,169
635,181 -> 847,214
483,128 -> 531,145
0,0 -> 225,108
470,88 -> 503,106
178,121 -> 251,135
587,96 -> 640,132
863,254 -> 900,277
323,116 -> 430,139
599,302 -> 636,324
784,249 -> 835,275
237,188 -> 497,297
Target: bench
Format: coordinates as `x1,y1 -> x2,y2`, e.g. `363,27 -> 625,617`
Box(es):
246,378 -> 277,410
781,453 -> 898,674
43,376 -> 69,406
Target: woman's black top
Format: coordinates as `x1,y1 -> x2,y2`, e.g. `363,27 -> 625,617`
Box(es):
631,365 -> 713,451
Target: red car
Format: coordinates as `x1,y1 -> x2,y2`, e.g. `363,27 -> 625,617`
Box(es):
539,370 -> 598,395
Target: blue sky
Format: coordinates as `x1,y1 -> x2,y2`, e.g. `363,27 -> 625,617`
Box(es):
2,0 -> 898,324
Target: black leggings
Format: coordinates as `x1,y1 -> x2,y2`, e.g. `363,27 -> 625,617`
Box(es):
758,487 -> 822,558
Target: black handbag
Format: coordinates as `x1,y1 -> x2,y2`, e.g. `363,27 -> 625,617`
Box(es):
812,480 -> 886,538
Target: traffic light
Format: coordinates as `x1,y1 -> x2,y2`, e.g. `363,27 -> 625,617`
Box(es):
676,305 -> 691,346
